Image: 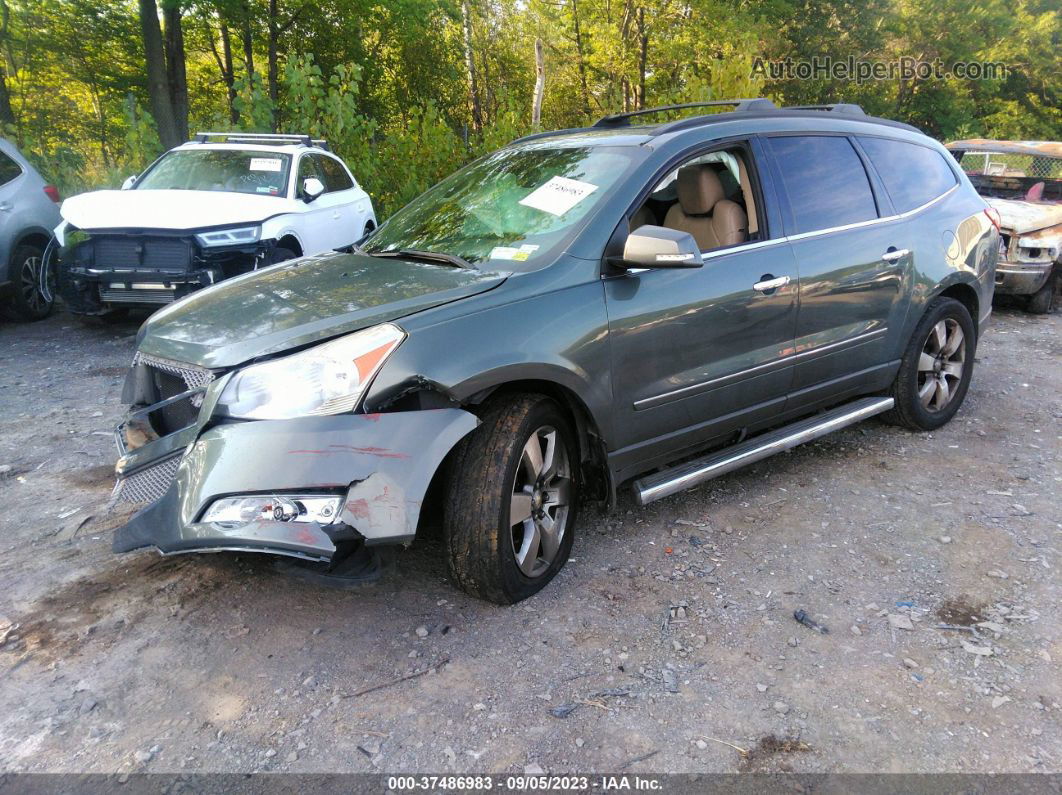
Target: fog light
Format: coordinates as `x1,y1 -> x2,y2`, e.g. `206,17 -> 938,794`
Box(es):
202,494 -> 342,528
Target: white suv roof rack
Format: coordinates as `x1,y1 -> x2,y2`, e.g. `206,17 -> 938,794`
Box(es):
192,132 -> 330,151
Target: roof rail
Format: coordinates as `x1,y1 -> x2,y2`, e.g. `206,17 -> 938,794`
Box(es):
192,132 -> 330,151
593,99 -> 777,128
784,104 -> 866,117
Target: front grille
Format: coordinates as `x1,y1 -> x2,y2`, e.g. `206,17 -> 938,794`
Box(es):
94,236 -> 193,271
100,288 -> 175,304
132,352 -> 215,434
112,453 -> 182,504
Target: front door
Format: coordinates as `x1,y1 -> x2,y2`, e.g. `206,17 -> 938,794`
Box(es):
603,143 -> 798,481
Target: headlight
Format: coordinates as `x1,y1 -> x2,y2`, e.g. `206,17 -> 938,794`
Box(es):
217,323 -> 405,420
196,226 -> 261,247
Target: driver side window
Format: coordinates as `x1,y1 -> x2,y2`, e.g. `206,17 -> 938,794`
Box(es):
296,155 -> 320,198
629,145 -> 760,253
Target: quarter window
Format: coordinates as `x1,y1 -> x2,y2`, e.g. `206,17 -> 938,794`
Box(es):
0,151 -> 24,186
767,135 -> 878,235
859,137 -> 957,213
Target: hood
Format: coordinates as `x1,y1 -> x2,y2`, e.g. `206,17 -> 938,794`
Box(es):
61,189 -> 294,231
137,251 -> 508,368
988,198 -> 1062,235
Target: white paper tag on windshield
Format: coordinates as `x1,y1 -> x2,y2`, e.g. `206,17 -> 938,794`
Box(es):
489,247 -> 520,260
249,157 -> 282,172
519,176 -> 598,216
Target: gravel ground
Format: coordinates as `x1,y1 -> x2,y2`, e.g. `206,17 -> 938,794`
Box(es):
0,305 -> 1059,776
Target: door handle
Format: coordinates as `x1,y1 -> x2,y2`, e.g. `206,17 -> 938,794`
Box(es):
332,210 -> 341,220
0,201 -> 12,212
753,274 -> 790,293
881,248 -> 910,262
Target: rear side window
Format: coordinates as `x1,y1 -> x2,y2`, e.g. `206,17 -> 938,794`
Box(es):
0,151 -> 23,186
859,137 -> 957,213
767,135 -> 878,235
316,155 -> 354,192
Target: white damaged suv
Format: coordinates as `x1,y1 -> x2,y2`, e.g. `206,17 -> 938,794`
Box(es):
57,132 -> 376,319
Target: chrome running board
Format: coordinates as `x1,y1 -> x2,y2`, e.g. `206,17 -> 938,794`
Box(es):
633,396 -> 894,505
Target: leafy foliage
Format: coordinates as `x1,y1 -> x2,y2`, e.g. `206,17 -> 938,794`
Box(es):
1,0 -> 1059,215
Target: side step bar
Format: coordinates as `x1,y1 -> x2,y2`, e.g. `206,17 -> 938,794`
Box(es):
633,396 -> 894,505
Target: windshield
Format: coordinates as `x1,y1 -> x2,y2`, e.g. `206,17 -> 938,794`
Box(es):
135,149 -> 292,197
364,145 -> 637,268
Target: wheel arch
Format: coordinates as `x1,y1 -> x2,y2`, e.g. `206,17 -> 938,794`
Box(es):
275,234 -> 303,256
933,280 -> 980,335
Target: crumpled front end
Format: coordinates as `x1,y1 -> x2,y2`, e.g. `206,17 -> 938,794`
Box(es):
110,355 -> 477,560
995,224 -> 1061,296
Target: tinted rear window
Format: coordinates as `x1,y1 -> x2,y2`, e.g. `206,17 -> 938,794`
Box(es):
0,151 -> 23,186
859,137 -> 957,213
767,136 -> 878,235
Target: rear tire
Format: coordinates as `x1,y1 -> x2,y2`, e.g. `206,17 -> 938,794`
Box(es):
4,243 -> 52,321
444,394 -> 579,604
882,297 -> 975,431
1026,271 -> 1057,315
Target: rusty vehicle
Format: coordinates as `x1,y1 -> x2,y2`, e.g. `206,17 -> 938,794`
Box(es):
110,100 -> 998,604
947,140 -> 1062,314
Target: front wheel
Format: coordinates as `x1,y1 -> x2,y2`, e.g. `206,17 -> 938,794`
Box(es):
1026,271 -> 1057,315
444,394 -> 579,604
882,297 -> 976,431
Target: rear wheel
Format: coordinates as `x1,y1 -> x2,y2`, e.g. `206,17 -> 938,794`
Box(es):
444,394 -> 579,604
882,297 -> 975,431
4,243 -> 52,321
1027,271 -> 1057,315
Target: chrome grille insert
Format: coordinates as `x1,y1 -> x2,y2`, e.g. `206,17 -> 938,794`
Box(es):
112,453 -> 182,505
133,351 -> 215,392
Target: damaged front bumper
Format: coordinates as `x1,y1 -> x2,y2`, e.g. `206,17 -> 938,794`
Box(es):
112,406 -> 478,561
993,260 -> 1055,296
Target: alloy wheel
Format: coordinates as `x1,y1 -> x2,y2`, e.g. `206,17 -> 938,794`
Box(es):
917,318 -> 965,412
19,254 -> 48,314
509,425 -> 571,578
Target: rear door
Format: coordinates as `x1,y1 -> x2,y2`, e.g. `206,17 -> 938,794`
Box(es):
764,134 -> 911,408
0,148 -> 25,272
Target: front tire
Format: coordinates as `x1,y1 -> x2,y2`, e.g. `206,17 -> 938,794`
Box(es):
1026,271 -> 1057,315
269,246 -> 297,265
882,297 -> 976,431
444,394 -> 579,604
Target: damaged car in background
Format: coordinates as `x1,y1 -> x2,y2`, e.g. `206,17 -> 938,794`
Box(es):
110,100 -> 997,604
56,132 -> 375,321
948,139 -> 1062,314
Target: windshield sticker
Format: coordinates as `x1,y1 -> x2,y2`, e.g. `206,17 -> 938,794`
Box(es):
519,176 -> 598,216
249,157 -> 283,172
489,246 -> 521,260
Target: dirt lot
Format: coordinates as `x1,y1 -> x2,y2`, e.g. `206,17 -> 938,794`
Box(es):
0,305 -> 1059,776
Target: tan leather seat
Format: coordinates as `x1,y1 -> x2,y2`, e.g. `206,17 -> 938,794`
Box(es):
663,165 -> 748,250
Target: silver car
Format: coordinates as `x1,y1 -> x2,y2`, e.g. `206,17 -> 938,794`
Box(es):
0,138 -> 61,321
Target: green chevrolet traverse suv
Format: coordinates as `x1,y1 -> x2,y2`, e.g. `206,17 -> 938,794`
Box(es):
106,99 -> 998,603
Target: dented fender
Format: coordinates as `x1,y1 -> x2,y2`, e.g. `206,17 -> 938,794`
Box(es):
112,409 -> 479,558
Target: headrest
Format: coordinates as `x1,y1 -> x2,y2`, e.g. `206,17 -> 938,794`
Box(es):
677,165 -> 725,216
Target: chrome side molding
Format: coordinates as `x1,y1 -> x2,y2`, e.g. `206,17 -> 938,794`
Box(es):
633,396 -> 895,505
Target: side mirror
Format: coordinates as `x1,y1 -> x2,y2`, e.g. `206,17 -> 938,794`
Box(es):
121,175 -> 137,190
302,177 -> 325,202
613,225 -> 703,269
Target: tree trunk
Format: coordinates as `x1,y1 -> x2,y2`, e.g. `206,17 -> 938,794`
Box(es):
460,0 -> 482,132
241,0 -> 255,82
220,22 -> 238,124
0,0 -> 15,126
571,0 -> 590,118
637,9 -> 648,110
532,38 -> 545,129
162,0 -> 188,141
267,0 -> 279,131
138,0 -> 180,150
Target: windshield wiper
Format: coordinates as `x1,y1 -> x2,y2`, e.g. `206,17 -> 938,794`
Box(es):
368,248 -> 476,270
